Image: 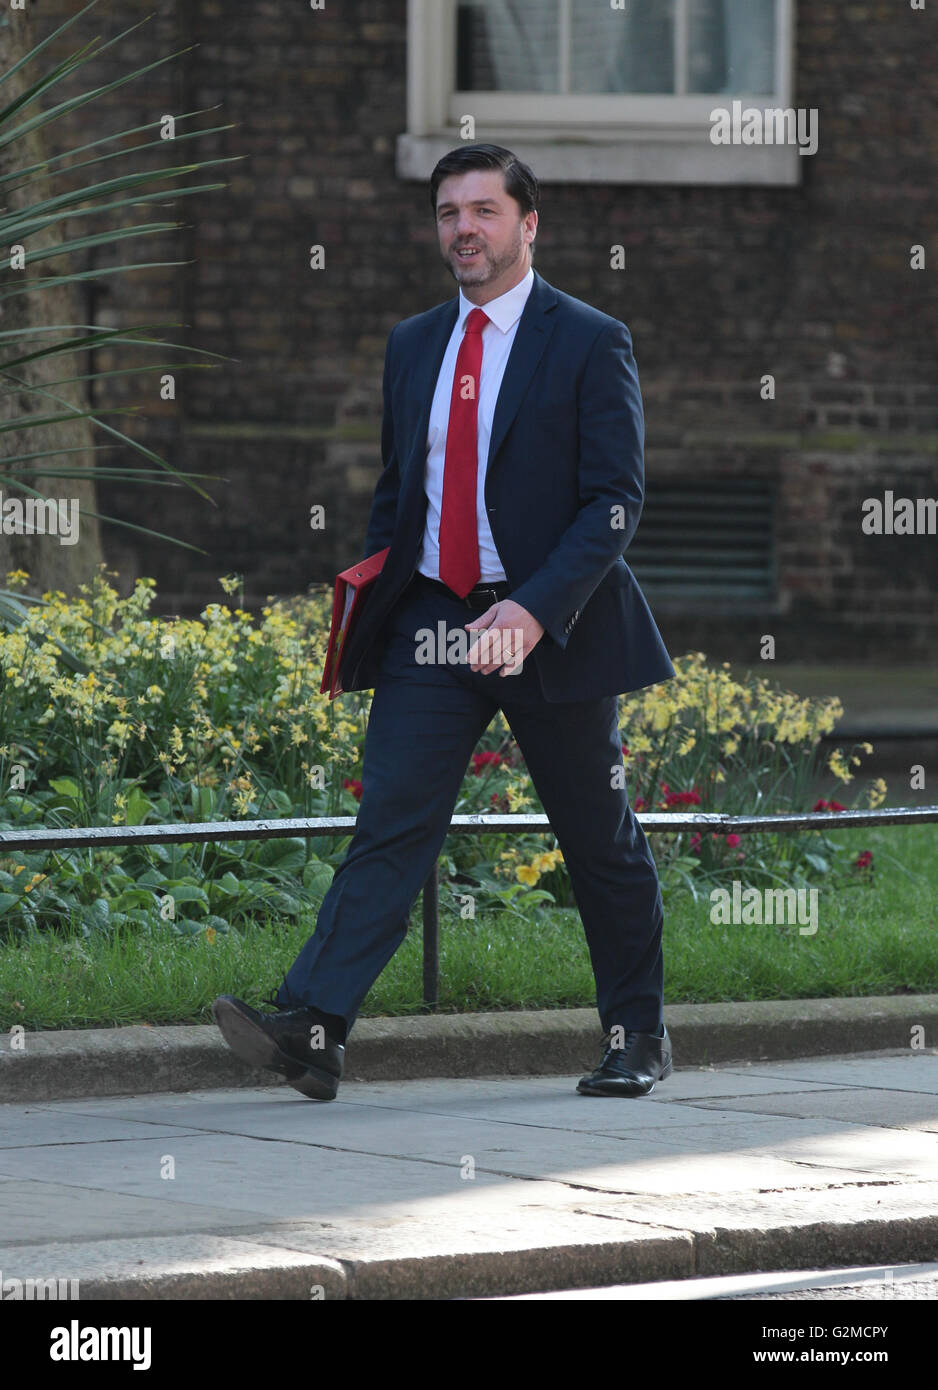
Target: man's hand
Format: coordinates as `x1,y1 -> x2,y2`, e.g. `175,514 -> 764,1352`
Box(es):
464,599 -> 545,676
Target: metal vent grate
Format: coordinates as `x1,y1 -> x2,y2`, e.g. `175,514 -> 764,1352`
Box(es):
626,478 -> 776,604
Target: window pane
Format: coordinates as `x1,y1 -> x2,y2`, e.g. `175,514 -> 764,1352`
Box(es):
687,0 -> 776,95
457,0 -> 678,96
457,0 -> 560,93
571,0 -> 675,95
454,0 -> 777,98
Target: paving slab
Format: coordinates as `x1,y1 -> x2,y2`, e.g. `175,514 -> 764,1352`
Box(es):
1,1049 -> 937,1298
0,1108 -> 204,1149
689,1088 -> 938,1131
718,1055 -> 938,1093
0,1180 -> 286,1246
0,1105 -> 879,1205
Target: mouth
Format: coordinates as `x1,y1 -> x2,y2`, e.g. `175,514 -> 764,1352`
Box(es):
454,246 -> 484,262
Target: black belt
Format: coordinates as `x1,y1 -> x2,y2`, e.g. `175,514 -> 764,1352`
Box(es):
412,572 -> 511,610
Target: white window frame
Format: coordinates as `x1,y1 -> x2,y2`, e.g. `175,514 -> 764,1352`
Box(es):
398,0 -> 801,186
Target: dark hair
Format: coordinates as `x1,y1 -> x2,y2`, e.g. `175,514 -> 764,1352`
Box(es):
429,143 -> 539,218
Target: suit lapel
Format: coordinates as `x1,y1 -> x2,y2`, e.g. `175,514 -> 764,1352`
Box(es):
403,299 -> 458,471
486,270 -> 558,479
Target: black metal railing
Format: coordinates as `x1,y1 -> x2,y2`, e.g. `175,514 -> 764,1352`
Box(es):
2,805 -> 936,1007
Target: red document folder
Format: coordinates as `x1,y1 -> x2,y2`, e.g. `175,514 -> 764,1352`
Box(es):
320,547 -> 391,699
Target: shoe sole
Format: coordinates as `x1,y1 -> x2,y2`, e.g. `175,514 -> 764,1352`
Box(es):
211,998 -> 339,1101
576,1056 -> 673,1097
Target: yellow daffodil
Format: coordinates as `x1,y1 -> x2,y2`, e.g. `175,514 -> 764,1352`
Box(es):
827,748 -> 853,782
867,777 -> 887,809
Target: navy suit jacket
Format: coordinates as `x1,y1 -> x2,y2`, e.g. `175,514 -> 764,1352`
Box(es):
340,268 -> 675,702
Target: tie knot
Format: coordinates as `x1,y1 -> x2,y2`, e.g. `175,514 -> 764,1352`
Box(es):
464,307 -> 489,335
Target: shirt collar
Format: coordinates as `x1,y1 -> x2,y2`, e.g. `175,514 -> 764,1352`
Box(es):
457,265 -> 534,335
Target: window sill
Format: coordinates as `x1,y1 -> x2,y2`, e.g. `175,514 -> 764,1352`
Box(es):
397,131 -> 802,186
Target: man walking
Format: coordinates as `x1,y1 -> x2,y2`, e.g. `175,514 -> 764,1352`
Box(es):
213,145 -> 676,1101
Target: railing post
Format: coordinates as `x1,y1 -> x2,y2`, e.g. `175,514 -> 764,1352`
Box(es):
422,858 -> 440,1011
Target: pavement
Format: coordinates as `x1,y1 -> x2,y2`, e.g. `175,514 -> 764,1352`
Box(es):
2,996 -> 938,1300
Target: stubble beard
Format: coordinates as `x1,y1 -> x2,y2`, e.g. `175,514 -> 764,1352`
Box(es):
446,222 -> 526,288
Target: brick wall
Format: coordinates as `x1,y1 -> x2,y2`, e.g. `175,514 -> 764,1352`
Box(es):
28,0 -> 938,662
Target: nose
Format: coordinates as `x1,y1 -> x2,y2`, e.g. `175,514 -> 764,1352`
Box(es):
453,211 -> 480,239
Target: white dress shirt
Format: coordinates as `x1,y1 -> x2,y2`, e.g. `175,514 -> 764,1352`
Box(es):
417,266 -> 535,584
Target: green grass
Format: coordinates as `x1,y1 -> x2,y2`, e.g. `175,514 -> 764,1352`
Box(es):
2,824 -> 936,1031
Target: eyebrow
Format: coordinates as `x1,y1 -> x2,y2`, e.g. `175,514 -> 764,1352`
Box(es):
436,198 -> 502,212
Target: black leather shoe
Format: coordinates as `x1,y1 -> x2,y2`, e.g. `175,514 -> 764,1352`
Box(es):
211,994 -> 345,1101
576,1025 -> 672,1097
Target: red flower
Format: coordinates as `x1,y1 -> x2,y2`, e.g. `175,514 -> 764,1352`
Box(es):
689,833 -> 702,855
725,833 -> 741,848
814,799 -> 846,813
634,796 -> 647,811
472,751 -> 503,775
855,850 -> 873,870
343,777 -> 363,801
664,787 -> 702,807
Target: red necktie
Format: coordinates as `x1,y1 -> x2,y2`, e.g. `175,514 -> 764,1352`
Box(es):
438,306 -> 489,597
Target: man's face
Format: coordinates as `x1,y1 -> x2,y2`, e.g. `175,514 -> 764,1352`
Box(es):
435,169 -> 536,298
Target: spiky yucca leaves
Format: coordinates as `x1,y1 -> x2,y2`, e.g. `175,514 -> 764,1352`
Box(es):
0,0 -> 242,627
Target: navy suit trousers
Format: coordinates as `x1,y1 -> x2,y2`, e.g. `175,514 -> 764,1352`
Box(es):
277,577 -> 665,1035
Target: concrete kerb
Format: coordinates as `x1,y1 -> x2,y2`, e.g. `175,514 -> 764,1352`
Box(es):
5,1211 -> 938,1301
2,993 -> 936,1104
